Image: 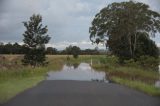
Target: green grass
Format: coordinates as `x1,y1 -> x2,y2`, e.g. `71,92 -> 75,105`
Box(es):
0,76 -> 43,104
0,67 -> 47,104
111,77 -> 160,96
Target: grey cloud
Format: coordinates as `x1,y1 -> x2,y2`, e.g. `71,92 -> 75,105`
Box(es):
0,0 -> 160,49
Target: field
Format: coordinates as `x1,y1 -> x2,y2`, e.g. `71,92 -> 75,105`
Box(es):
0,55 -> 160,104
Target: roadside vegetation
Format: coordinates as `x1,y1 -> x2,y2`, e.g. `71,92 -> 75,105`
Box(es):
92,55 -> 160,96
0,55 -> 66,104
0,55 -> 160,104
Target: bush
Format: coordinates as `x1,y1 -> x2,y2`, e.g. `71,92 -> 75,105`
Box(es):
73,53 -> 78,59
124,59 -> 138,67
137,55 -> 159,70
99,55 -> 118,65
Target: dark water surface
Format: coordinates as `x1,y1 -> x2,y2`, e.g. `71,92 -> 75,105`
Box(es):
47,63 -> 108,82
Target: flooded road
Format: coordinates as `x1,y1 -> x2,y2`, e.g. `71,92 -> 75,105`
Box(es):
47,62 -> 160,88
47,63 -> 108,82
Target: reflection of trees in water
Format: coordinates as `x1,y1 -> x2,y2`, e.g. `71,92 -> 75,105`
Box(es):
65,62 -> 80,69
73,63 -> 79,69
66,62 -> 72,67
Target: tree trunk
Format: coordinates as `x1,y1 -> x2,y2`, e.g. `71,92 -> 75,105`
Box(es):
128,33 -> 133,58
133,32 -> 137,58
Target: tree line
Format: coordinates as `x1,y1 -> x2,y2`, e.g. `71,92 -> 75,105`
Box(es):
0,42 -> 103,55
0,42 -> 28,54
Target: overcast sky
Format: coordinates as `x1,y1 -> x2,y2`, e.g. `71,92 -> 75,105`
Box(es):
0,0 -> 160,50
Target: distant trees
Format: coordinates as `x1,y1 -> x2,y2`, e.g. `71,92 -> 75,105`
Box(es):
0,43 -> 106,55
81,48 -> 100,55
65,45 -> 81,58
22,14 -> 50,66
0,42 -> 28,54
65,45 -> 73,55
89,1 -> 160,61
46,47 -> 58,55
72,46 -> 81,58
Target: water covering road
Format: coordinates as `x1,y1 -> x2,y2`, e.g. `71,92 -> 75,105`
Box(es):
47,63 -> 108,82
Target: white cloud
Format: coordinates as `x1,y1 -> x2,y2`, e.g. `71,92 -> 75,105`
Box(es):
0,0 -> 159,49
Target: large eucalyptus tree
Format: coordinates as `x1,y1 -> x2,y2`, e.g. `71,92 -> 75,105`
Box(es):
89,1 -> 160,59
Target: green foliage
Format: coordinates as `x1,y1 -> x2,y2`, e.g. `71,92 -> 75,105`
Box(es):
72,46 -> 81,58
111,77 -> 160,96
46,47 -> 58,55
89,1 -> 160,60
124,59 -> 138,67
22,14 -> 50,67
137,55 -> 159,70
123,55 -> 159,70
99,55 -> 118,65
65,45 -> 81,59
22,48 -> 48,66
65,45 -> 73,55
135,34 -> 159,58
0,42 -> 28,54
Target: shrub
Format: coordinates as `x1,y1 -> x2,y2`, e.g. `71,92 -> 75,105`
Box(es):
99,55 -> 118,65
137,55 -> 159,70
124,59 -> 138,67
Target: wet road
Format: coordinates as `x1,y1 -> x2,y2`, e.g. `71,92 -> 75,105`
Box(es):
2,80 -> 160,106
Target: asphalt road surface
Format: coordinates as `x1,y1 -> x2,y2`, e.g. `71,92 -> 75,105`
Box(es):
2,80 -> 160,106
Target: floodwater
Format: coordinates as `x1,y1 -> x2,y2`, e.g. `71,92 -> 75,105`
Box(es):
47,63 -> 108,82
47,63 -> 160,87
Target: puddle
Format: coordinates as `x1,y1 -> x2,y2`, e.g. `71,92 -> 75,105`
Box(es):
47,63 -> 108,82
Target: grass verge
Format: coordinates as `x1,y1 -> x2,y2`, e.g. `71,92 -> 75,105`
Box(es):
111,77 -> 160,96
0,76 -> 43,104
0,55 -> 66,104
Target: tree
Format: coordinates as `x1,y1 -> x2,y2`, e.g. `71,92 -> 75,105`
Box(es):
4,43 -> 13,54
65,45 -> 73,55
0,42 -> 4,54
89,1 -> 160,60
12,43 -> 21,54
22,14 -> 50,66
72,46 -> 81,58
65,45 -> 81,58
46,47 -> 58,55
135,33 -> 159,58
